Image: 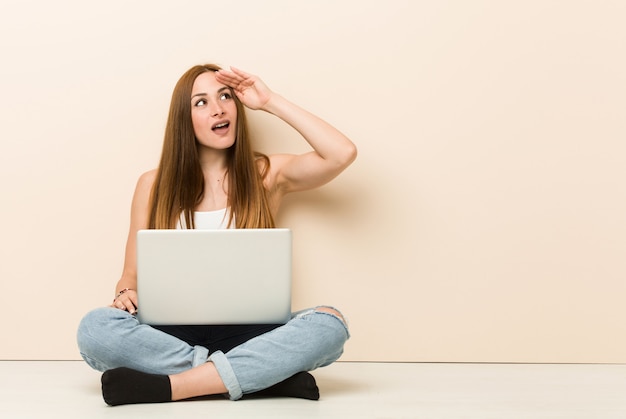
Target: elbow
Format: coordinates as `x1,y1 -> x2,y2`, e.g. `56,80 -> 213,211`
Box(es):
349,142 -> 358,163
341,141 -> 358,167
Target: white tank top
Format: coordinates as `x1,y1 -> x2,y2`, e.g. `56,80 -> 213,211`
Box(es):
177,208 -> 231,230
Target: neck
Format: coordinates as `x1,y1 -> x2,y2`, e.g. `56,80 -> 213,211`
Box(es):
197,148 -> 229,182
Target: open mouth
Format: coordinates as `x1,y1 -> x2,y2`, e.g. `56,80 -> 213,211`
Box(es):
212,121 -> 230,131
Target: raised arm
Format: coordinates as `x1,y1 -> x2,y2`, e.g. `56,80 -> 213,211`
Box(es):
215,67 -> 357,194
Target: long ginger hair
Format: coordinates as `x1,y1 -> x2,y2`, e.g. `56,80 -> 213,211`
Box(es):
148,64 -> 275,229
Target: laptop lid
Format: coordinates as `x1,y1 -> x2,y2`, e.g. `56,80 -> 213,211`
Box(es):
136,228 -> 292,325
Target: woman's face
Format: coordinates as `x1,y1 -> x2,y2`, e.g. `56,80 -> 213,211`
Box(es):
190,71 -> 238,150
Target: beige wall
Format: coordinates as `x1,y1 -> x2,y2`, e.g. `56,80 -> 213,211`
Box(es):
1,1 -> 625,362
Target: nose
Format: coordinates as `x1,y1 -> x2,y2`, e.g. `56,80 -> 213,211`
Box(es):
210,100 -> 225,117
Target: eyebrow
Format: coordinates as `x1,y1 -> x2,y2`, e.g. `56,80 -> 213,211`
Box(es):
191,87 -> 230,99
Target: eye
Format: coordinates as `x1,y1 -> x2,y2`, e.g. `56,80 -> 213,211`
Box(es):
194,98 -> 207,107
219,91 -> 232,101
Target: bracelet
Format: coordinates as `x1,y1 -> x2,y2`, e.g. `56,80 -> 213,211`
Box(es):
113,288 -> 132,302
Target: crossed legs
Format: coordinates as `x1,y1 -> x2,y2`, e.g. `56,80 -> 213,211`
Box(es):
78,306 -> 349,405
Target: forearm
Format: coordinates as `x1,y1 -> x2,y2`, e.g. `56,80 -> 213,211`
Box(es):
262,93 -> 357,166
115,239 -> 138,294
115,274 -> 137,295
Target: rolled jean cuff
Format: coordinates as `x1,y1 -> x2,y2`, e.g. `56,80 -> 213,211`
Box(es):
192,345 -> 209,368
208,350 -> 242,400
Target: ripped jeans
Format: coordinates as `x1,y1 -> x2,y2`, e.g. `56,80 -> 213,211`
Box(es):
77,306 -> 349,400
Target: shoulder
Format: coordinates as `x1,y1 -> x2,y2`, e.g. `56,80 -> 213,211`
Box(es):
136,169 -> 158,190
263,153 -> 296,191
138,169 -> 158,184
132,169 -> 158,202
267,153 -> 293,167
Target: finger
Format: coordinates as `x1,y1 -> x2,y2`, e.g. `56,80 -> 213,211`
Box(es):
219,67 -> 257,90
215,69 -> 242,86
229,66 -> 251,78
114,296 -> 136,314
128,292 -> 139,311
121,298 -> 137,315
127,298 -> 138,315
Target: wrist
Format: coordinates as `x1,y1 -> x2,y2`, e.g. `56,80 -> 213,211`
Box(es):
261,92 -> 287,115
113,288 -> 133,302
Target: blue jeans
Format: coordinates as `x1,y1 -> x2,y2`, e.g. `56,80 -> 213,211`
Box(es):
77,306 -> 349,400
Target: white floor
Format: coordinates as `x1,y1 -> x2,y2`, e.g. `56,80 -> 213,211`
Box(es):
1,361 -> 625,418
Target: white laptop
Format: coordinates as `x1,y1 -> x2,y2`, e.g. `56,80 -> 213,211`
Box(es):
136,228 -> 292,325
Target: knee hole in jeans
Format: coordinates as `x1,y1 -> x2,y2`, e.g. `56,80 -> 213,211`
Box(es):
315,306 -> 347,326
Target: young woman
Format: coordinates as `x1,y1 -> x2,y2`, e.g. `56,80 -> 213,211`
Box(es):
76,64 -> 357,405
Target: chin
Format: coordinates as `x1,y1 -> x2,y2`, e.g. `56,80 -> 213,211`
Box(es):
197,139 -> 236,150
